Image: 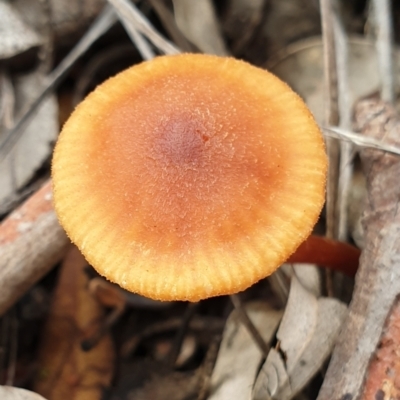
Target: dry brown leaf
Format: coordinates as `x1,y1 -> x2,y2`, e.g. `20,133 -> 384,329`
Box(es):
172,0 -> 229,55
208,302 -> 283,400
34,246 -> 114,400
253,275 -> 347,400
0,386 -> 47,400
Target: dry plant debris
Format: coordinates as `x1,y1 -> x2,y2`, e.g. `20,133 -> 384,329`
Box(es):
12,0 -> 105,43
0,0 -> 58,206
172,0 -> 229,55
0,180 -> 69,316
209,303 -> 283,400
34,245 -> 114,400
361,298 -> 400,399
2,0 -> 400,399
318,99 -> 400,399
0,386 -> 47,400
253,274 -> 346,399
0,2 -> 41,60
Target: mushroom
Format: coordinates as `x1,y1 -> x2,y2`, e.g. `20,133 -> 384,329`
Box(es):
52,54 -> 327,301
288,235 -> 360,277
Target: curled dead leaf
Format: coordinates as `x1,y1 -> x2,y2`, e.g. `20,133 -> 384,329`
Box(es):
209,302 -> 283,400
34,246 -> 114,400
253,275 -> 347,400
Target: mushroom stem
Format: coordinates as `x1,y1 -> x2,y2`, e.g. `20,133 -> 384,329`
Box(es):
287,235 -> 360,277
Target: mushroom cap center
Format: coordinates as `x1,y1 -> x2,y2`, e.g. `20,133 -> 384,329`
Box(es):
156,114 -> 209,165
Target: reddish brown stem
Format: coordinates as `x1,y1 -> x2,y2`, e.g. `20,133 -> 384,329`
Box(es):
288,235 -> 360,277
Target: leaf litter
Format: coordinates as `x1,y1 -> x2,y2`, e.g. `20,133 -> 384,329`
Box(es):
2,0 -> 400,399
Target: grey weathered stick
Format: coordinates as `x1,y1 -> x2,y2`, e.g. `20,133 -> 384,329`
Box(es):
317,99 -> 400,399
107,0 -> 180,55
371,0 -> 394,103
0,180 -> 69,316
333,14 -> 353,242
319,0 -> 340,240
109,2 -> 155,60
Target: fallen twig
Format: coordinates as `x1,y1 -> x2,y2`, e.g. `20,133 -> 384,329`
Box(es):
0,180 -> 69,316
317,99 -> 400,399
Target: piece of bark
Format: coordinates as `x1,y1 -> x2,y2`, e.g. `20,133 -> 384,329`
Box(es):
0,180 -> 69,316
317,99 -> 400,399
360,298 -> 400,399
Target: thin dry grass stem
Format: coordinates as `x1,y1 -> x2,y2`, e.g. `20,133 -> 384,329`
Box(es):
107,0 -> 180,55
0,72 -> 15,132
229,294 -> 270,358
146,0 -> 194,52
333,12 -> 353,242
36,0 -> 53,73
320,0 -> 340,297
0,72 -> 17,193
72,44 -> 137,106
267,269 -> 290,307
109,3 -> 155,60
320,0 -> 340,242
81,304 -> 125,351
167,302 -> 199,367
323,126 -> 400,156
370,0 -> 394,104
119,16 -> 155,60
197,334 -> 221,400
0,6 -> 117,162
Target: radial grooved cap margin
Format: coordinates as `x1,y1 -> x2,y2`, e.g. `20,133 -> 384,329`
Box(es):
52,53 -> 327,301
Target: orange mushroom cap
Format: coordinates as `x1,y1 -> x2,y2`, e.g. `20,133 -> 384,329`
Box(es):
52,54 -> 327,301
